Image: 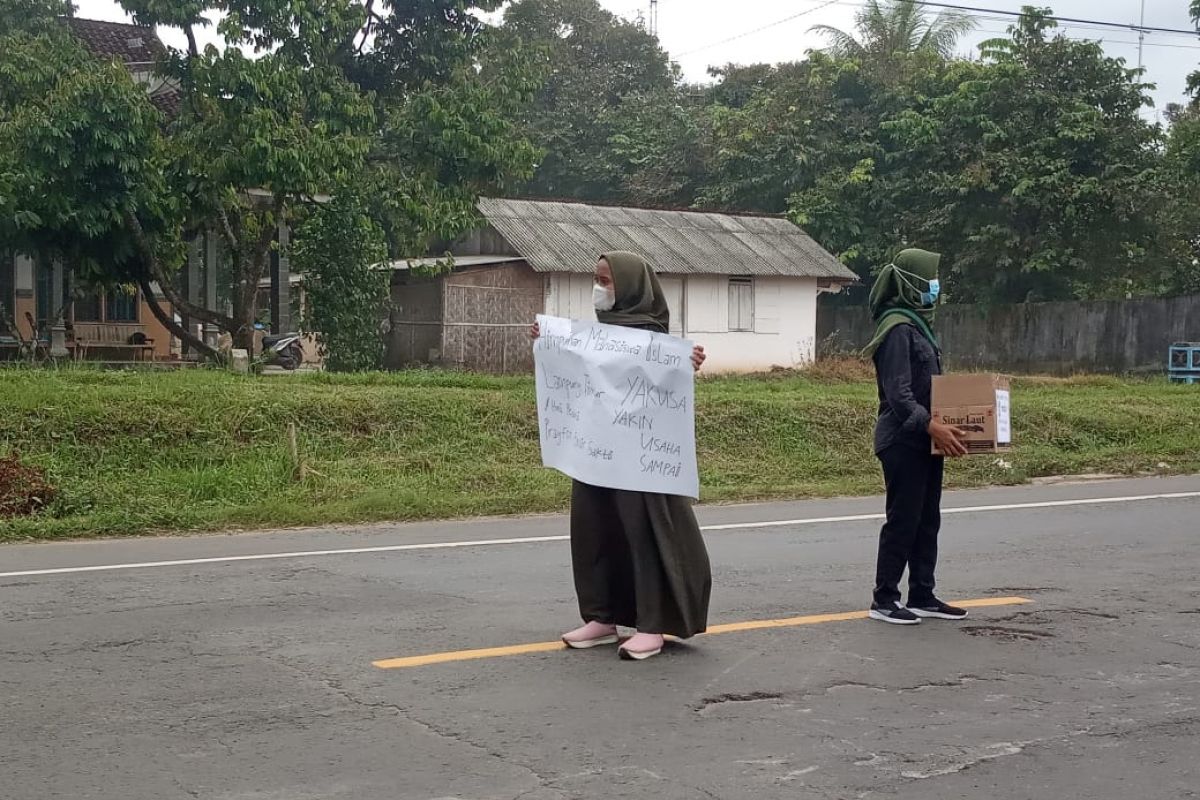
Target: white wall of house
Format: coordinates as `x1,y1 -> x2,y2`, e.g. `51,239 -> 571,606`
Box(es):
544,272 -> 819,373
545,272 -> 594,325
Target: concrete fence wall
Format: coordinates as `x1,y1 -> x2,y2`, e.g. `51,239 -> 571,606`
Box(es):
817,295 -> 1200,375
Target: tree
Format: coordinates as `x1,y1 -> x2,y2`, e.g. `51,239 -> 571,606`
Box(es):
697,57 -> 907,216
604,88 -> 711,208
363,38 -> 544,258
0,19 -> 198,351
932,10 -> 1162,302
810,0 -> 975,65
1157,4 -> 1200,298
1156,110 -> 1200,294
1,1 -> 541,360
501,0 -> 679,202
292,195 -> 389,372
789,9 -> 1165,304
1189,0 -> 1200,102
696,62 -> 822,213
0,0 -> 74,34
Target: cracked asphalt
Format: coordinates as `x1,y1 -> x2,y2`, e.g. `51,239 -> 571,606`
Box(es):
2,476 -> 1199,800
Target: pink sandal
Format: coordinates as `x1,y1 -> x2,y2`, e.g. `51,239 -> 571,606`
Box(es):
618,632 -> 664,661
562,621 -> 619,649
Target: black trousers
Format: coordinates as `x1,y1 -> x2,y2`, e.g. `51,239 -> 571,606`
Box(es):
873,445 -> 944,608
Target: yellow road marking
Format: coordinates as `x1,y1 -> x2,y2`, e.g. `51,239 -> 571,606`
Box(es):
374,640 -> 569,669
372,596 -> 1031,670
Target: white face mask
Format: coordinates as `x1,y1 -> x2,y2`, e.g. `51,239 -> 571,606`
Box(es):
592,283 -> 615,312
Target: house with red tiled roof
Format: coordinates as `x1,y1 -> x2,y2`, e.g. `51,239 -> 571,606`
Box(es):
1,17 -> 188,361
64,17 -> 183,117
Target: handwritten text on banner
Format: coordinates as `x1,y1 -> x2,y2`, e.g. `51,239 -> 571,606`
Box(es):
533,315 -> 699,498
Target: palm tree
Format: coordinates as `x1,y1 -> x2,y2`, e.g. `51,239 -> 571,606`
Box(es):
810,0 -> 975,61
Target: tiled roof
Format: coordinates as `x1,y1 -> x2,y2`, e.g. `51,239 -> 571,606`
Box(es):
476,197 -> 858,280
64,17 -> 165,64
64,18 -> 181,119
148,89 -> 183,117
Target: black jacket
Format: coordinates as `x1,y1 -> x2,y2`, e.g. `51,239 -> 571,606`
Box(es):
872,323 -> 942,455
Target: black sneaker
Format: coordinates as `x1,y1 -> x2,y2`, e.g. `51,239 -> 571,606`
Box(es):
868,601 -> 922,625
908,600 -> 969,620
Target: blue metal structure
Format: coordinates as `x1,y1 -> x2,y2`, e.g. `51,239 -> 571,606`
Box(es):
1168,342 -> 1200,383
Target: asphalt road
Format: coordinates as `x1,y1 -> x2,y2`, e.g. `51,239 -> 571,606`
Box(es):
3,476 -> 1199,800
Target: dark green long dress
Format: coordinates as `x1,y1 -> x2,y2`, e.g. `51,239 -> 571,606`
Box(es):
569,251 -> 712,639
570,480 -> 712,638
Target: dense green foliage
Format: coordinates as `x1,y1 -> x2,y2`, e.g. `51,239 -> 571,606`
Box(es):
500,0 -> 686,204
291,196 -> 389,372
0,1 -> 540,355
505,1 -> 1200,304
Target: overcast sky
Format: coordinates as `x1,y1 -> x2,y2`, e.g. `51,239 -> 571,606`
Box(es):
73,0 -> 1200,121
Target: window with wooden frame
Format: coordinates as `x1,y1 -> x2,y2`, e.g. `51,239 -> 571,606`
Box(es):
728,276 -> 754,332
73,288 -> 102,322
105,288 -> 139,322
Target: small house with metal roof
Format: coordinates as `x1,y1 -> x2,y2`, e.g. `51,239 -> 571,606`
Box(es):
386,197 -> 857,373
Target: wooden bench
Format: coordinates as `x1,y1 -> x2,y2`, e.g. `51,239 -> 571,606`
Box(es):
72,323 -> 156,362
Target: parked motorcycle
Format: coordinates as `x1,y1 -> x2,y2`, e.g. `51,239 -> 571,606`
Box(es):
262,332 -> 304,370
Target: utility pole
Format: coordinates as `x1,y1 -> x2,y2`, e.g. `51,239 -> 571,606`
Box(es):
649,0 -> 659,37
1137,0 -> 1146,70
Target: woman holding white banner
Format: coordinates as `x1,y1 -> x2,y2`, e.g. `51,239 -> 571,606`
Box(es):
530,251 -> 711,661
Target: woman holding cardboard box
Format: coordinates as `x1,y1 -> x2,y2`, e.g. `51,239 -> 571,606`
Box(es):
862,249 -> 970,626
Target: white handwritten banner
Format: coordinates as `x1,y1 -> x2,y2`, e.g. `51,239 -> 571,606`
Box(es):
533,314 -> 699,498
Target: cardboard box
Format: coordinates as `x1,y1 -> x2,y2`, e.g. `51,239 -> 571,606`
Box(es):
931,374 -> 1012,455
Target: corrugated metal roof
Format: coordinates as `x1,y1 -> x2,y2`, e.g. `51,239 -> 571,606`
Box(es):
389,255 -> 525,271
476,197 -> 857,280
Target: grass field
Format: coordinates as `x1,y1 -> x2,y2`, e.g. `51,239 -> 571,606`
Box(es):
2,364 -> 1198,541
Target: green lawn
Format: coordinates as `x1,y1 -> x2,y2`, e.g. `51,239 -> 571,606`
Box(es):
2,365 -> 1198,541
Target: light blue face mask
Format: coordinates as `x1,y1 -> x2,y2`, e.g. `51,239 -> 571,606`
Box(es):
923,278 -> 941,306
895,266 -> 940,307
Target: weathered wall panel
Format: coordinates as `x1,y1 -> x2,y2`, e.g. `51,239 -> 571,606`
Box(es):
390,262 -> 544,373
442,263 -> 544,373
386,275 -> 444,368
817,295 -> 1200,374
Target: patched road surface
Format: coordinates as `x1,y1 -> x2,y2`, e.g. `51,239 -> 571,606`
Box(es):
3,477 -> 1198,799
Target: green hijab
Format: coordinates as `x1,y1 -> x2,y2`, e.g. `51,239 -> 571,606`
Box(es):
862,248 -> 941,357
596,251 -> 670,334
